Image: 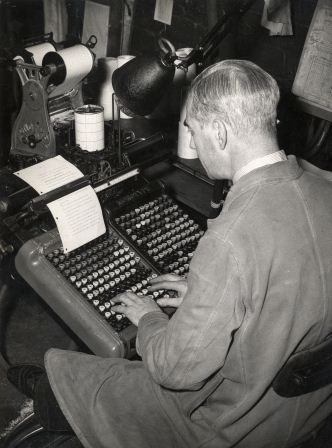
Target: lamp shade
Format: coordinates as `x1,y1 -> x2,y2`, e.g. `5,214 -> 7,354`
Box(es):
112,53 -> 175,116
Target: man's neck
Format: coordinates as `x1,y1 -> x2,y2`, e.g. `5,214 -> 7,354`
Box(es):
230,136 -> 280,180
233,149 -> 287,183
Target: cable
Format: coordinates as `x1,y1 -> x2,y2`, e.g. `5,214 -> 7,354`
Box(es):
0,282 -> 11,370
306,119 -> 331,160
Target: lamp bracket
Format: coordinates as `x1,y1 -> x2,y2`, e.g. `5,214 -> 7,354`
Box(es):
173,0 -> 257,69
158,38 -> 177,67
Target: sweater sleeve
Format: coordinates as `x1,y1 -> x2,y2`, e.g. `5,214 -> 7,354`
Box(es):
137,233 -> 245,390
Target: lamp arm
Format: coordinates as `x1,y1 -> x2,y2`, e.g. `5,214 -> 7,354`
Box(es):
179,0 -> 257,68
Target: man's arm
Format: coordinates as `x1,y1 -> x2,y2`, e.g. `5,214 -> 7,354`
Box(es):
136,234 -> 245,390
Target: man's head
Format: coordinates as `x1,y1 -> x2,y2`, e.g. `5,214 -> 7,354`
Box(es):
185,60 -> 280,179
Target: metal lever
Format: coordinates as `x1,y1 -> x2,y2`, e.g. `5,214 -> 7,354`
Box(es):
16,176 -> 91,222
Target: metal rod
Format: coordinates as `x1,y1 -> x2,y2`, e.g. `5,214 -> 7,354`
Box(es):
117,105 -> 122,166
183,0 -> 257,66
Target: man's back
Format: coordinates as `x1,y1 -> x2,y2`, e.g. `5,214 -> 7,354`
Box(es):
188,156 -> 332,447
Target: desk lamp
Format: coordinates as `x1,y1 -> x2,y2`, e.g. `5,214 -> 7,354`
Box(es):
112,0 -> 256,116
112,0 -> 256,218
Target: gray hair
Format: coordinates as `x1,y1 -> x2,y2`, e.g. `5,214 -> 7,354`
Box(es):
186,60 -> 280,135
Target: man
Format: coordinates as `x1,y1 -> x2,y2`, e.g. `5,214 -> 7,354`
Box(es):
7,60 -> 332,447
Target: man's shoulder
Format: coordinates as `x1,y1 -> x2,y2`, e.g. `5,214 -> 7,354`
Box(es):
297,158 -> 332,182
209,164 -> 332,243
207,184 -> 262,242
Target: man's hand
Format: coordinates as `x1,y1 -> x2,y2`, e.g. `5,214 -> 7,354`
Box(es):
112,292 -> 161,327
149,274 -> 188,308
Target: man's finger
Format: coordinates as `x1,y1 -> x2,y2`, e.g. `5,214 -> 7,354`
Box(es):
112,292 -> 137,304
148,281 -> 180,292
157,297 -> 182,308
149,274 -> 181,284
112,305 -> 127,314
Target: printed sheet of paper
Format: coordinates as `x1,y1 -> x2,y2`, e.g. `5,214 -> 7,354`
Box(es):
261,0 -> 293,36
14,156 -> 106,253
154,0 -> 173,25
47,185 -> 106,253
14,155 -> 83,195
292,0 -> 332,114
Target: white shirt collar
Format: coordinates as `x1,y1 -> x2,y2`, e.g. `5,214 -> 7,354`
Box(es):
233,150 -> 287,183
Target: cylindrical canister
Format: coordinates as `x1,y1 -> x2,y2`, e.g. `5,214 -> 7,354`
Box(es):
74,105 -> 105,152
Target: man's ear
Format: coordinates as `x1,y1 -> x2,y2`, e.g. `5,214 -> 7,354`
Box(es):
213,119 -> 227,151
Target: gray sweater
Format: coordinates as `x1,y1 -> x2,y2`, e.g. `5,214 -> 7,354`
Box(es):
46,156 -> 332,448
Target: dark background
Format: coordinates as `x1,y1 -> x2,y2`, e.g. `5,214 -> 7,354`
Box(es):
0,0 -> 331,169
0,0 -> 331,436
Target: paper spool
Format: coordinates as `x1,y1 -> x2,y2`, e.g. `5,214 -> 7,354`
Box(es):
75,105 -> 105,152
26,42 -> 56,65
179,87 -> 189,124
177,121 -> 198,159
14,42 -> 56,65
43,44 -> 94,99
98,57 -> 119,120
117,55 -> 135,119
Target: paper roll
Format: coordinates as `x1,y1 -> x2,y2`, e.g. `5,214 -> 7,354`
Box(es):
75,105 -> 104,152
180,102 -> 187,124
47,44 -> 94,99
117,55 -> 135,119
179,88 -> 189,124
117,55 -> 135,67
177,121 -> 198,159
98,57 -> 118,120
14,42 -> 56,64
26,42 -> 56,65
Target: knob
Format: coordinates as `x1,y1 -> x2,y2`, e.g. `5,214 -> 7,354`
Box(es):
27,135 -> 42,148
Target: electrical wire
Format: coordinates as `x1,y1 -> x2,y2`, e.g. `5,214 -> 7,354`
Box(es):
305,118 -> 331,160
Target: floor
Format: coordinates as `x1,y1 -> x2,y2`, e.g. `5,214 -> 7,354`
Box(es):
0,159 -> 214,439
0,287 -> 76,434
1,160 -> 332,446
2,287 -> 332,448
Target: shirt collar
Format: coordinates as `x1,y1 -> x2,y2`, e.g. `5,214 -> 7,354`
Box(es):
233,150 -> 287,184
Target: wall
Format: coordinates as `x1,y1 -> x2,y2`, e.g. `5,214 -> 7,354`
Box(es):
1,0 -> 330,168
219,0 -> 331,164
0,0 -> 44,167
127,0 -> 331,168
130,0 -> 209,56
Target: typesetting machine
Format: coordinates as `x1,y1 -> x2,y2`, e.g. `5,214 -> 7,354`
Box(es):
0,36 -> 217,360
10,35 -> 96,159
14,179 -> 206,358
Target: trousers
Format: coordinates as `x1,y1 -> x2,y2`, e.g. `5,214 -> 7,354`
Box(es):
34,372 -> 83,448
